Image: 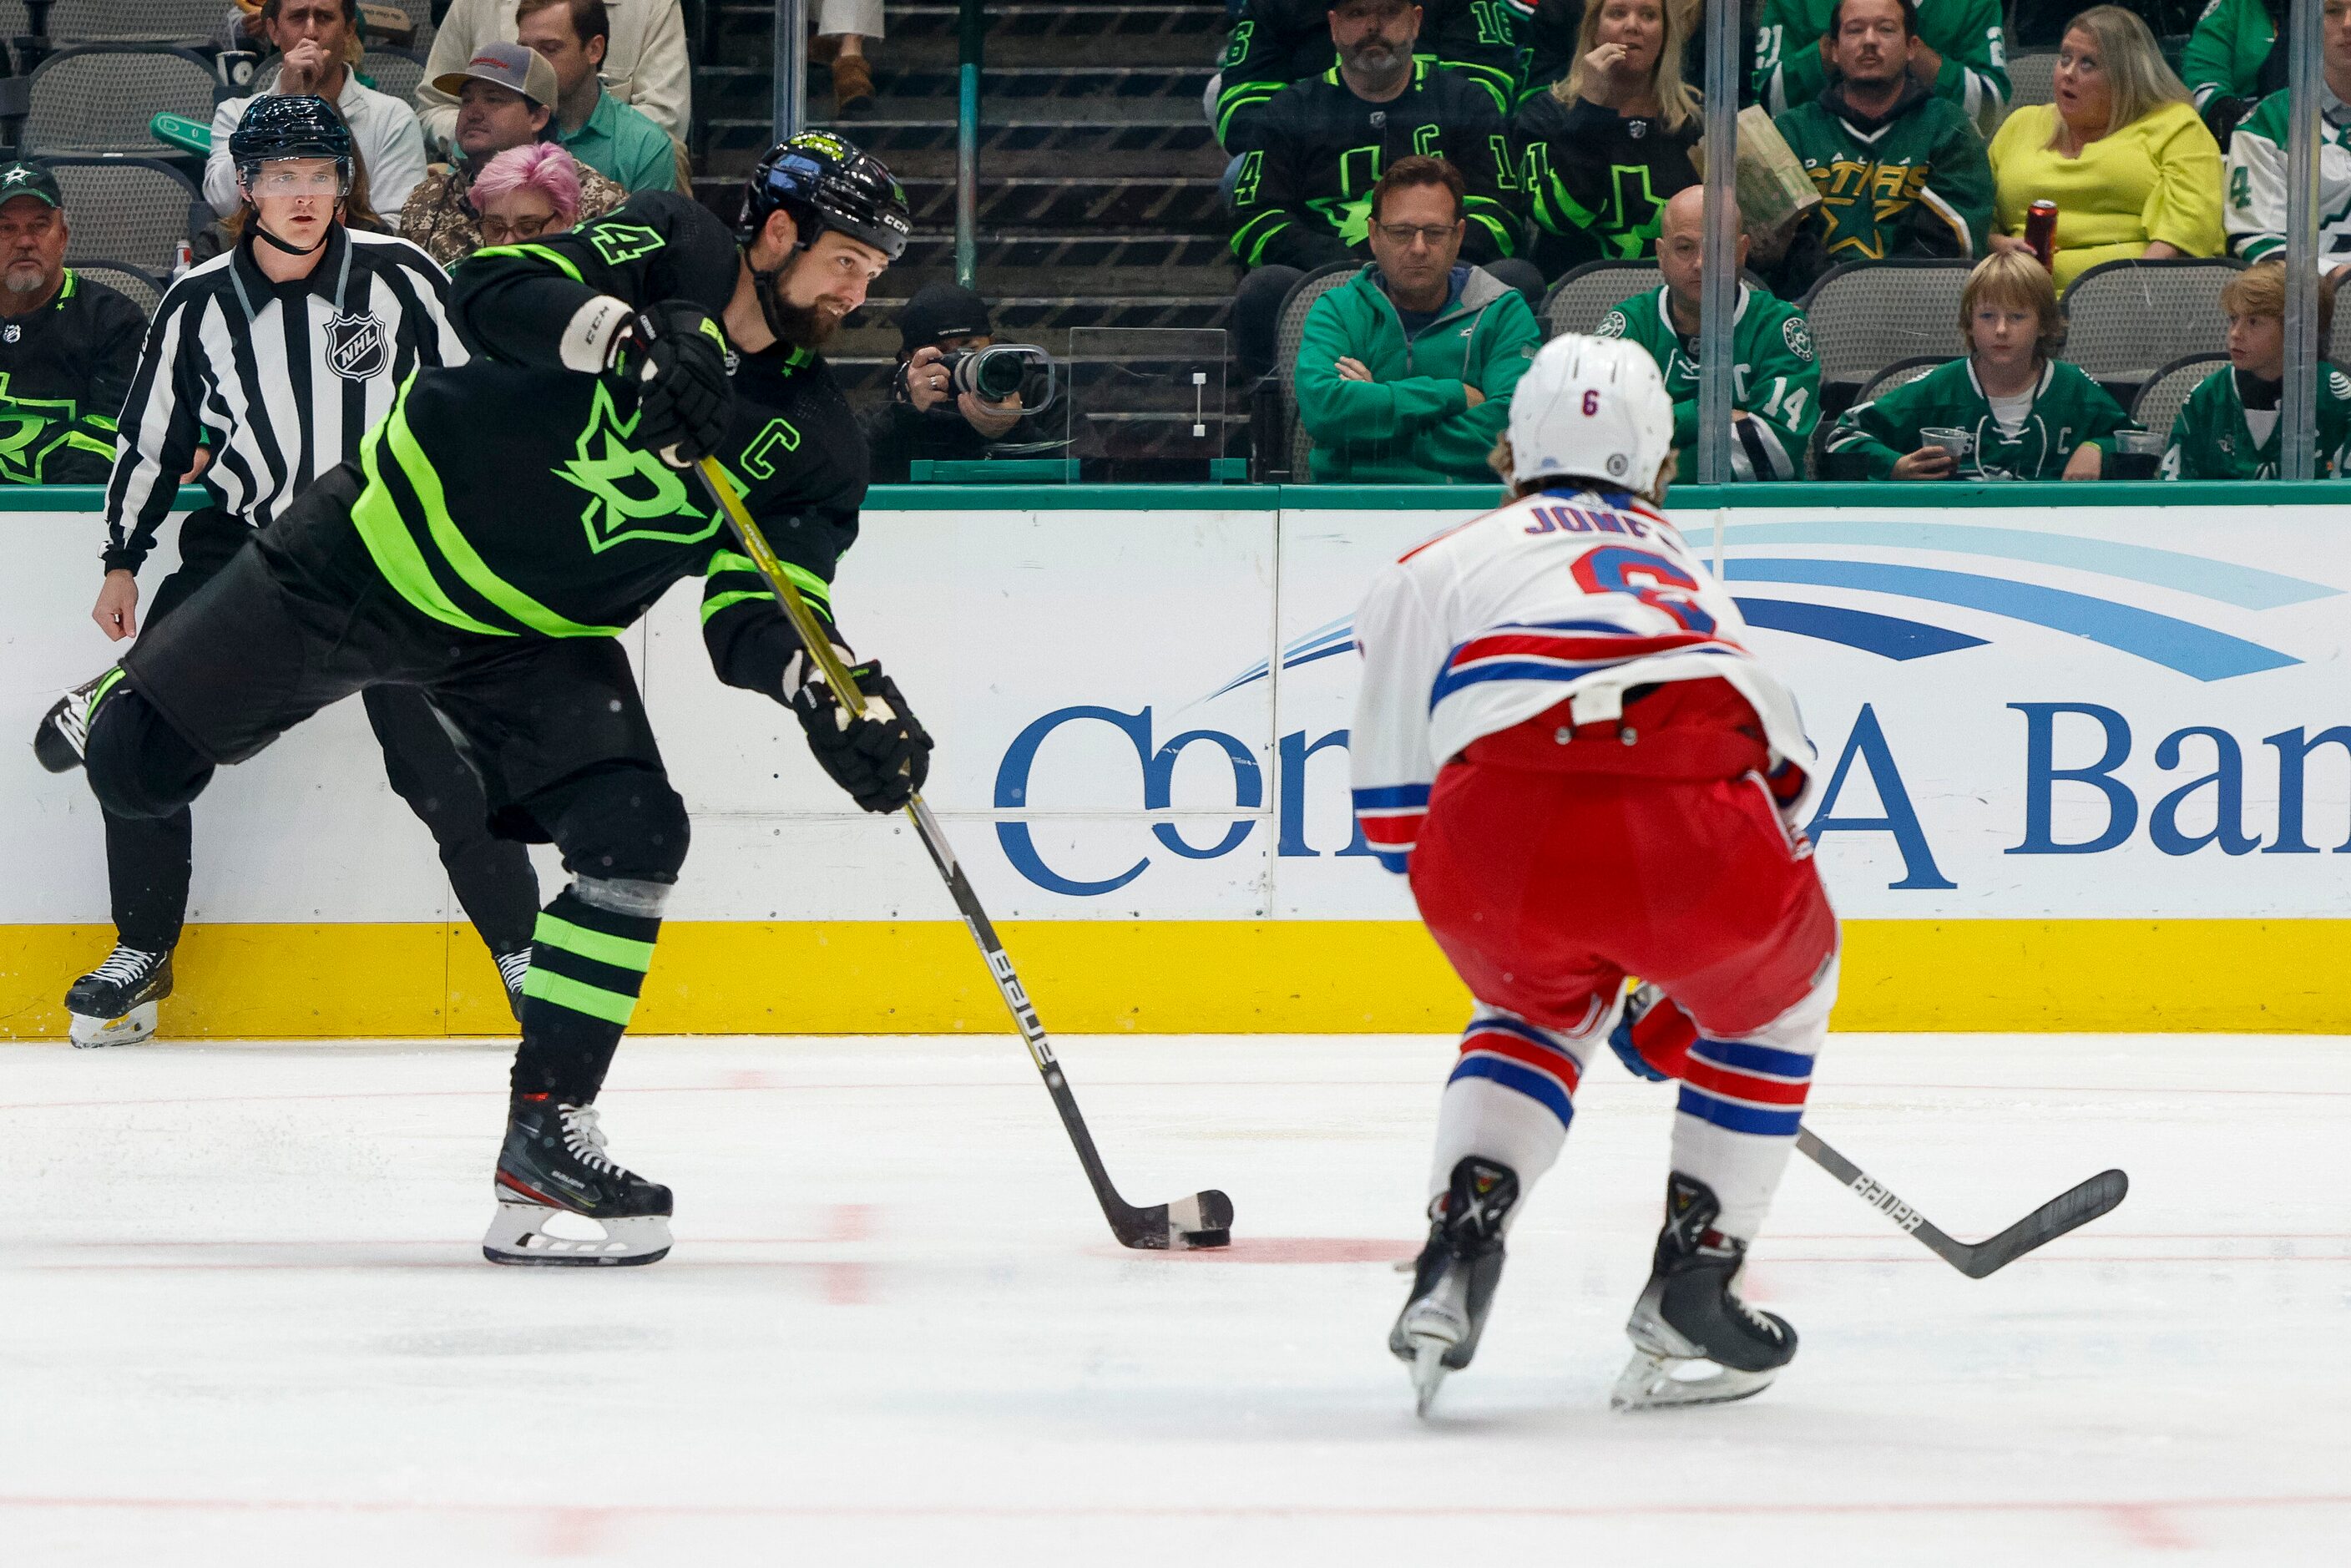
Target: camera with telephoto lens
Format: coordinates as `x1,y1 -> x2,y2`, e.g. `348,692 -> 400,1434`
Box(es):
902,342 -> 1057,417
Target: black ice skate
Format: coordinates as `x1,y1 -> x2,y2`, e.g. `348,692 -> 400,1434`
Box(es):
1390,1156 -> 1519,1416
483,1095 -> 673,1266
1613,1172 -> 1797,1411
33,673 -> 102,774
495,948 -> 531,1021
63,944 -> 173,1047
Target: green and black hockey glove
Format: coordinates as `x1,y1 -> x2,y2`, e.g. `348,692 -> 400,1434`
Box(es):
615,301 -> 734,467
786,648 -> 933,812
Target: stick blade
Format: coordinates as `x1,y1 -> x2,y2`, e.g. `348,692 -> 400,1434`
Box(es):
1961,1167 -> 2129,1278
1107,1188 -> 1236,1251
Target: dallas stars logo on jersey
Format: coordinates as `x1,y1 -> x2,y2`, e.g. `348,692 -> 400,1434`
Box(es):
555,382 -> 723,554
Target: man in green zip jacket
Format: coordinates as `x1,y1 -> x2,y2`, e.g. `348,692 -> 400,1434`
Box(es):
1595,187 -> 1822,480
1755,0 -> 2009,131
1294,156 -> 1540,482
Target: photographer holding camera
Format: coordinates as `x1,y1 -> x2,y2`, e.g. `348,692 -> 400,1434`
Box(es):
868,281 -> 1048,480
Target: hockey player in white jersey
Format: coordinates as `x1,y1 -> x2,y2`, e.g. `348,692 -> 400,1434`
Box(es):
1350,335 -> 1841,1414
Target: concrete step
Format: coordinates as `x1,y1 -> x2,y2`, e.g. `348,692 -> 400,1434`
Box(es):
899,174 -> 1225,230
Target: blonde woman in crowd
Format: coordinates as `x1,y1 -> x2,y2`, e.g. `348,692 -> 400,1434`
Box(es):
1987,4 -> 2224,291
1513,0 -> 1702,276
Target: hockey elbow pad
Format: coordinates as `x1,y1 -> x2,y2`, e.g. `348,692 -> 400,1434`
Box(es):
614,301 -> 736,468
787,651 -> 933,813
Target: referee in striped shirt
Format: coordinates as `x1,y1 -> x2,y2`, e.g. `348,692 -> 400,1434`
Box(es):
36,94 -> 540,1045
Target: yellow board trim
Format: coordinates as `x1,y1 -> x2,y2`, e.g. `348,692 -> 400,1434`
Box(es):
2,920 -> 2347,1039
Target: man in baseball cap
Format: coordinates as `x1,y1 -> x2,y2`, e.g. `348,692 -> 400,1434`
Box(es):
0,160 -> 145,483
399,39 -> 625,266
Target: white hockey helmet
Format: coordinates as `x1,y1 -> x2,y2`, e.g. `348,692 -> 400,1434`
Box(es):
1505,333 -> 1676,492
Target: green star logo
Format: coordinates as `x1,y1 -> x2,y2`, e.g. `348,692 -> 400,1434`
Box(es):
0,372 -> 76,483
1310,194 -> 1376,249
554,380 -> 722,554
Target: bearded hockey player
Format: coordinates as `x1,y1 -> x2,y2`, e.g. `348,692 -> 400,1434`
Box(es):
76,132 -> 932,1267
1351,334 -> 1839,1414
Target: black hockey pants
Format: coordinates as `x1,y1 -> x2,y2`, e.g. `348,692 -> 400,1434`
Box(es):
96,505 -> 539,957
85,468 -> 689,1102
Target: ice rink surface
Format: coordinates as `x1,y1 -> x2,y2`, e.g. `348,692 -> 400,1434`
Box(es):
3,1030 -> 2345,1567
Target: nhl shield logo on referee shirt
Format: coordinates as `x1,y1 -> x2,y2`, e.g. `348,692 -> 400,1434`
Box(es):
326,311 -> 388,382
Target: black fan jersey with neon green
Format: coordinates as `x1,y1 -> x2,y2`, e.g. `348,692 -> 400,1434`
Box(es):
0,268 -> 145,484
353,191 -> 858,690
1230,60 -> 1521,271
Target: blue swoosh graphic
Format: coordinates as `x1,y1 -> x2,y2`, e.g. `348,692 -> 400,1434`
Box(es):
1722,522 -> 2337,609
1726,559 -> 2298,680
1732,598 -> 1988,660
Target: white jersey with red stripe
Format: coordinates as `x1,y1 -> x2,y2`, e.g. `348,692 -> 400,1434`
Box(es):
1349,484 -> 1821,873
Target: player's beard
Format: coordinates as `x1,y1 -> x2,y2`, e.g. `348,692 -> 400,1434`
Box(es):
763,292 -> 841,351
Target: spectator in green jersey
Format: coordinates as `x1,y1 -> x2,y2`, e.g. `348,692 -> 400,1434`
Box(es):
1823,250 -> 2133,478
2161,260 -> 2351,478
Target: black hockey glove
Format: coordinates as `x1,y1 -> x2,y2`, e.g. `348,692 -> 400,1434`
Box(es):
614,301 -> 734,468
786,649 -> 933,812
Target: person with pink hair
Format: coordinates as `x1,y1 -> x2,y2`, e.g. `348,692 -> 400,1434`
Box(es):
473,141 -> 586,247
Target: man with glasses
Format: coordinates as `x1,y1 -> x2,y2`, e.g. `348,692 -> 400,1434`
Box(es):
0,163 -> 146,484
398,40 -> 626,268
1292,155 -> 1540,482
33,95 -> 540,1046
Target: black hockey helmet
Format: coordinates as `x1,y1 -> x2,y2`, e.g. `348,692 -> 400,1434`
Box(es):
227,93 -> 354,183
738,131 -> 911,261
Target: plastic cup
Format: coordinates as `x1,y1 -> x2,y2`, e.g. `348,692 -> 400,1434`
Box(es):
2111,428 -> 2165,479
1919,427 -> 1974,473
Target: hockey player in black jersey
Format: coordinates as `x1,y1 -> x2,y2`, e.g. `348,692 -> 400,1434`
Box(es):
78,132 -> 933,1267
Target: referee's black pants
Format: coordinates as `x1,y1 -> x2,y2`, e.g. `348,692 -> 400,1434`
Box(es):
99,505 -> 540,959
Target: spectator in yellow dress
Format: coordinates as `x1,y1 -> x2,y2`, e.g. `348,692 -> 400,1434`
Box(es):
1986,5 -> 2224,292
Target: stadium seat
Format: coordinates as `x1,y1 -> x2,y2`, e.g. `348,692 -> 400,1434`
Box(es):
2131,352 -> 2230,444
24,45 -> 217,158
2062,257 -> 2242,393
1271,260 -> 1363,481
71,258 -> 164,320
41,1 -> 228,44
1813,355 -> 1951,474
2006,51 -> 2059,110
362,48 -> 430,109
1849,356 -> 1951,406
1543,260 -> 1662,338
36,156 -> 206,276
1799,259 -> 1973,411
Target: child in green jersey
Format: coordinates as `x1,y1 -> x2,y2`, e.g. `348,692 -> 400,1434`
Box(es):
1823,250 -> 2134,478
2161,259 -> 2351,478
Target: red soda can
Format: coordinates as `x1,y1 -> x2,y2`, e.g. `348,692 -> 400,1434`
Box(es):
2024,200 -> 2058,271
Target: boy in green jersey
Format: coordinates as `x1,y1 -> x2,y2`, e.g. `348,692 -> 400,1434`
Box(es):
1594,187 -> 1822,480
2162,260 -> 2351,478
1824,251 -> 2132,479
1755,0 -> 2010,130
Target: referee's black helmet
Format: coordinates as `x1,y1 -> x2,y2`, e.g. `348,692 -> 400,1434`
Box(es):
228,94 -> 354,183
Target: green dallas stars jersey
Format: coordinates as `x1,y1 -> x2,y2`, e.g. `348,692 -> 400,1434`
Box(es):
2160,362 -> 2351,479
1230,60 -> 1520,271
1774,83 -> 1993,267
1823,357 -> 2133,478
2222,87 -> 2351,263
1754,0 -> 2010,130
332,192 -> 859,697
1594,283 -> 1822,481
2182,0 -> 2280,115
1214,0 -> 1525,153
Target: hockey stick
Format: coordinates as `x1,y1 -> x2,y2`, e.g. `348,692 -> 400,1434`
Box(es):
690,458 -> 1233,1250
1796,1125 -> 2126,1278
